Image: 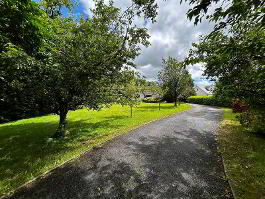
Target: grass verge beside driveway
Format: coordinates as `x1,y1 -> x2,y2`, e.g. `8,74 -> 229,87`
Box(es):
0,103 -> 191,197
219,109 -> 265,199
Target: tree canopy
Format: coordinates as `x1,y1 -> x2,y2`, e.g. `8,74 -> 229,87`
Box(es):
187,21 -> 265,106
0,0 -> 153,137
158,57 -> 195,106
181,0 -> 264,30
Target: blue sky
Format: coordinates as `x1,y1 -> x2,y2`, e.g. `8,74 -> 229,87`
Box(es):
33,0 -> 213,87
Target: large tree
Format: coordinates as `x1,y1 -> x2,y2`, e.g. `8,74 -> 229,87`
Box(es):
38,0 -> 151,137
158,57 -> 195,106
0,0 -> 44,55
0,0 -> 152,137
187,22 -> 265,106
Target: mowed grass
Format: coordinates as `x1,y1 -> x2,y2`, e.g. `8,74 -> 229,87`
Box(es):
0,103 -> 191,196
219,109 -> 265,199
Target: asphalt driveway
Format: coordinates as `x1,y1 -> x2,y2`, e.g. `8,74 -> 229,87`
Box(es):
7,104 -> 232,199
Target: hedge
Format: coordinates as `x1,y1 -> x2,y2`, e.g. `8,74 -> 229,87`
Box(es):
186,96 -> 231,107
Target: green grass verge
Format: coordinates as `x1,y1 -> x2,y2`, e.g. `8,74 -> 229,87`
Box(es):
219,109 -> 265,199
0,103 -> 191,196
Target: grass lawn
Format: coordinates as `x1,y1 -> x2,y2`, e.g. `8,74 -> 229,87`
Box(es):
219,109 -> 265,199
0,103 -> 191,196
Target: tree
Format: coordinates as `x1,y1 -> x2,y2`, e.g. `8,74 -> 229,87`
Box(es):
39,0 -> 74,18
142,81 -> 164,110
158,57 -> 195,106
0,0 -> 152,135
39,1 -> 151,137
113,70 -> 142,117
187,22 -> 265,106
0,0 -> 51,123
150,84 -> 164,110
180,0 -> 264,30
0,0 -> 44,56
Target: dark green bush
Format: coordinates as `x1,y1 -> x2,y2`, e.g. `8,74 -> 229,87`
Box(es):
186,96 -> 231,107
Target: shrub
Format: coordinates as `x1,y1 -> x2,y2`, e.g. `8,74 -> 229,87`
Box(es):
186,96 -> 231,107
237,111 -> 256,127
251,112 -> 265,134
237,110 -> 265,134
231,99 -> 248,113
142,97 -> 159,103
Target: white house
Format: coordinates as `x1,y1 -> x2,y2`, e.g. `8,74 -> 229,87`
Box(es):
195,85 -> 212,96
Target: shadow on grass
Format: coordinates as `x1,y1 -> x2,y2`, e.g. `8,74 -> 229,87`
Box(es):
0,115 -> 127,196
6,127 -> 232,199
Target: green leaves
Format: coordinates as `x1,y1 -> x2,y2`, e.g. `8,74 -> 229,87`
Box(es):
181,0 -> 264,31
158,57 -> 195,103
188,22 -> 265,106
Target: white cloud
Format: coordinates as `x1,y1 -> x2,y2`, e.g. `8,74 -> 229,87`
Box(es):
80,0 -> 95,15
79,0 -> 215,86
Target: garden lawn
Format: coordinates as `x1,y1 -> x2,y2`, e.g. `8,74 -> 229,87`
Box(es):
0,103 -> 191,196
219,109 -> 265,199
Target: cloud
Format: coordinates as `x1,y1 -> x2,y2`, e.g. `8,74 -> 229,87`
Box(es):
79,0 -> 95,15
79,0 -> 215,86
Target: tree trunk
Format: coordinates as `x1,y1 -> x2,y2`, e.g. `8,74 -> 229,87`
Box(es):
53,107 -> 68,138
174,88 -> 177,107
159,102 -> 161,110
130,106 -> 133,117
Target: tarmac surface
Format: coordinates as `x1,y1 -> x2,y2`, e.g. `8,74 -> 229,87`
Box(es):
7,104 -> 232,199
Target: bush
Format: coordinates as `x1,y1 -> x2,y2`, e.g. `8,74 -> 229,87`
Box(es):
237,110 -> 265,134
186,96 -> 231,107
237,111 -> 256,127
231,99 -> 248,113
142,97 -> 159,103
252,112 -> 265,134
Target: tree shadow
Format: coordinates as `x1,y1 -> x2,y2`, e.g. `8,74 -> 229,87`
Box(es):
0,115 -> 127,196
5,127 -> 232,199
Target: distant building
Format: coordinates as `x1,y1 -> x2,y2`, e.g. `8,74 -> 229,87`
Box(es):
139,91 -> 159,99
195,85 -> 212,96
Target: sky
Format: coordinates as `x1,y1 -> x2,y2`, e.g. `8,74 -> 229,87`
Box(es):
34,0 -> 215,87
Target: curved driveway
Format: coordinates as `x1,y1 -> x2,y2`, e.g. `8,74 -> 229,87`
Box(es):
8,104 -> 232,199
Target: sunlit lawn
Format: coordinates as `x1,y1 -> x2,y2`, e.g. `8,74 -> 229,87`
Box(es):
0,103 -> 191,196
219,109 -> 265,199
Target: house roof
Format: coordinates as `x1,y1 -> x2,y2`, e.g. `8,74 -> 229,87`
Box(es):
195,85 -> 212,96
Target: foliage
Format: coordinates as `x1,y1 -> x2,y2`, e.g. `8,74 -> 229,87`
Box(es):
231,99 -> 248,113
237,110 -> 265,134
251,111 -> 265,134
0,0 -> 44,56
187,22 -> 265,107
0,44 -> 48,123
115,70 -> 142,117
158,57 -> 195,106
219,109 -> 265,198
39,0 -> 74,18
0,103 -> 192,196
0,0 -> 153,136
186,96 -> 231,107
237,110 -> 256,127
180,0 -> 264,30
142,97 -> 159,103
